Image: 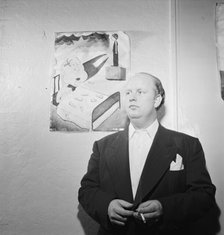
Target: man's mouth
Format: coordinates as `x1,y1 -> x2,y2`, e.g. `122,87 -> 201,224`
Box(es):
129,105 -> 139,109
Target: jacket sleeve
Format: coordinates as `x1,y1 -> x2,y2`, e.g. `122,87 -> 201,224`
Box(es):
78,141 -> 116,230
158,138 -> 216,228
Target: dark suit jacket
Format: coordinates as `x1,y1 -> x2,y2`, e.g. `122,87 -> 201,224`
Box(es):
78,125 -> 216,235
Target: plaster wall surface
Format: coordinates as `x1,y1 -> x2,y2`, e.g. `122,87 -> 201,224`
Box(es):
177,1 -> 224,234
0,1 -> 171,235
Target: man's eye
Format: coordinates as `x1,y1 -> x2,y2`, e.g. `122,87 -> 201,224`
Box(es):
126,91 -> 131,95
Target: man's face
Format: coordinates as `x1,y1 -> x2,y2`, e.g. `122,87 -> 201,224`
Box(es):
124,75 -> 158,123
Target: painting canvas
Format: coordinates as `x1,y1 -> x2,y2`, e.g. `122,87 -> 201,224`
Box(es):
216,3 -> 224,100
50,31 -> 130,132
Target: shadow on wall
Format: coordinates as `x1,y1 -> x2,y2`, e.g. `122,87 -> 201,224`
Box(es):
77,204 -> 99,235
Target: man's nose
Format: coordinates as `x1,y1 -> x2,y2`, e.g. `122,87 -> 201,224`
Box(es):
129,92 -> 137,101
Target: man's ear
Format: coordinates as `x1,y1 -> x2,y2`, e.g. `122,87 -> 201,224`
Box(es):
154,94 -> 162,109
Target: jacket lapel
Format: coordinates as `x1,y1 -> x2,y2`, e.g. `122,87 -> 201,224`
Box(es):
105,129 -> 134,203
134,125 -> 176,206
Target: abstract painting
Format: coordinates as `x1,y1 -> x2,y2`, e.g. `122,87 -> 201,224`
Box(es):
50,31 -> 130,132
216,3 -> 224,100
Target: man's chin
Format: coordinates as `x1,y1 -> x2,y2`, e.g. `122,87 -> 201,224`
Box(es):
128,114 -> 141,120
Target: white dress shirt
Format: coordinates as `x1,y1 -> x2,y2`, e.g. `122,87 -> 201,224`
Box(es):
129,119 -> 159,198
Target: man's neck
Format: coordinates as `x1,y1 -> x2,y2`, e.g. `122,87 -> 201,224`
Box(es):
130,117 -> 157,130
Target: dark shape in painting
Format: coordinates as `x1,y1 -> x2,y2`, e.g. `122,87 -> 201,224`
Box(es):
83,54 -> 109,79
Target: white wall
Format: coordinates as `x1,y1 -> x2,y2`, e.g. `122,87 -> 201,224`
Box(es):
176,1 -> 224,234
0,0 -> 223,235
0,1 -> 171,235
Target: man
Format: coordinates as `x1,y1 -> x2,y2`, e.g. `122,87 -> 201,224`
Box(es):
78,72 -> 216,235
112,33 -> 119,66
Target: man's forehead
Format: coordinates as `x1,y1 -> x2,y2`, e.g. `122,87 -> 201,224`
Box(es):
125,73 -> 155,88
131,73 -> 154,80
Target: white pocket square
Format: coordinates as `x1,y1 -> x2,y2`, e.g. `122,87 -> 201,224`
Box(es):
170,154 -> 184,171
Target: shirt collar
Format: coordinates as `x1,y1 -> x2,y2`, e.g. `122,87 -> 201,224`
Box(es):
129,119 -> 159,139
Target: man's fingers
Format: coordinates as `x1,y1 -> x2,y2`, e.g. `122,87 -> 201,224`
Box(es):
137,201 -> 152,208
110,219 -> 126,226
111,212 -> 127,222
110,209 -> 129,226
136,200 -> 162,214
116,207 -> 133,217
143,211 -> 159,219
116,200 -> 133,217
133,200 -> 163,223
108,199 -> 134,226
119,200 -> 133,209
137,206 -> 155,214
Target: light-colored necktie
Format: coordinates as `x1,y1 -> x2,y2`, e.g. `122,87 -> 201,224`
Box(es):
129,130 -> 152,198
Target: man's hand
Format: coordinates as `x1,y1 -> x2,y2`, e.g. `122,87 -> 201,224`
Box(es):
133,200 -> 163,223
108,199 -> 133,226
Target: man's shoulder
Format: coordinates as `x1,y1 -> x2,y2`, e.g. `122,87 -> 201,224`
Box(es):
162,125 -> 196,138
96,129 -> 127,145
160,125 -> 199,145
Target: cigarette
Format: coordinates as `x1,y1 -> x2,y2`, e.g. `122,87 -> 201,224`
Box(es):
140,213 -> 146,224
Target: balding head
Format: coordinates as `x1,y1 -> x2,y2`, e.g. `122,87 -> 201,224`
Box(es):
123,72 -> 165,129
127,73 -> 165,110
